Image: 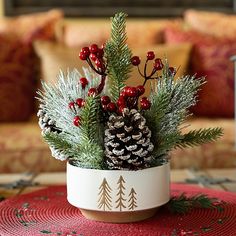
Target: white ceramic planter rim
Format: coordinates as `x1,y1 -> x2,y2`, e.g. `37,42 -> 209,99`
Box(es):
67,162 -> 170,212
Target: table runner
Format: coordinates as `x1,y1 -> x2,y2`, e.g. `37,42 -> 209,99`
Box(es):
0,184 -> 235,236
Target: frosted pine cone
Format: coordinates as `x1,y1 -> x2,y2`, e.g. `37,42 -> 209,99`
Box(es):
37,107 -> 68,161
104,108 -> 154,170
37,108 -> 61,135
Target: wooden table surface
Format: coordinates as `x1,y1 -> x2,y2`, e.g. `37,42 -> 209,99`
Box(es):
0,168 -> 236,201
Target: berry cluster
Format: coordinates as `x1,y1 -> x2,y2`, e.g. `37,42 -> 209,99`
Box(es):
71,45 -> 177,127
100,85 -> 151,115
68,96 -> 86,126
131,51 -> 176,86
79,44 -> 106,74
68,76 -> 91,127
79,44 -> 107,95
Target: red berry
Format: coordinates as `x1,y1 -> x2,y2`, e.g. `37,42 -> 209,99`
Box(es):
140,97 -> 148,102
168,67 -> 176,75
136,85 -> 145,96
126,87 -> 138,97
107,102 -> 117,112
154,58 -> 163,70
79,51 -> 88,60
80,77 -> 88,89
117,96 -> 125,107
81,47 -> 90,57
118,105 -> 126,114
122,86 -> 131,94
131,56 -> 141,66
101,96 -> 111,105
120,91 -> 127,98
68,102 -> 75,109
140,98 -> 151,110
147,51 -> 155,60
76,98 -> 85,108
95,59 -> 102,68
90,53 -> 97,61
88,88 -> 97,97
96,48 -> 104,58
102,104 -> 107,111
89,44 -> 99,54
73,116 -> 81,126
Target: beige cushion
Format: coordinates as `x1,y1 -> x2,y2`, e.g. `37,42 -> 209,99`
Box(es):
55,19 -> 183,48
184,9 -> 236,39
34,40 -> 80,84
34,40 -> 191,93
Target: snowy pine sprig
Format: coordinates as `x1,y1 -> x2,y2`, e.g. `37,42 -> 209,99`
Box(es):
37,68 -> 105,169
144,69 -> 223,163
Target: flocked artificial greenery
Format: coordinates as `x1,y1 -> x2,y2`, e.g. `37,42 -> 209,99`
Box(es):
37,12 -> 223,170
37,68 -> 104,169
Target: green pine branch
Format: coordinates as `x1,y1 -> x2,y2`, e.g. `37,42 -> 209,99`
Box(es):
152,131 -> 182,160
167,193 -> 218,214
43,132 -> 78,158
77,96 -> 104,169
176,128 -> 223,149
79,96 -> 102,144
105,12 -> 132,101
74,142 -> 104,169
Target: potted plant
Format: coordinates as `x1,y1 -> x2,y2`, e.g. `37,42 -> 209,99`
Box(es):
37,12 -> 222,223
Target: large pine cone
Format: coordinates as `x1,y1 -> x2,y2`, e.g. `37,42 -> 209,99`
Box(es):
104,108 -> 154,170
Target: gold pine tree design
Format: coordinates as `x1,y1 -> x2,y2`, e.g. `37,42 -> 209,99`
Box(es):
128,188 -> 137,210
115,175 -> 126,211
98,178 -> 112,210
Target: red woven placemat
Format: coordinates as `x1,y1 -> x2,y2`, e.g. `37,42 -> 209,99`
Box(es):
0,184 -> 235,236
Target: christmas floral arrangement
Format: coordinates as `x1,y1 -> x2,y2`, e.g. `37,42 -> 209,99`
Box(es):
37,13 -> 222,171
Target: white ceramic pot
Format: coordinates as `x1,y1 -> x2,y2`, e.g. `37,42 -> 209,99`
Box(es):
67,161 -> 170,223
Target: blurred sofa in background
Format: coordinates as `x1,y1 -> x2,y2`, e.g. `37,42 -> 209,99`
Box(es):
0,9 -> 235,173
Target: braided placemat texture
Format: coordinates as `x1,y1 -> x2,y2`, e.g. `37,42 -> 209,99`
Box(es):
0,184 -> 235,236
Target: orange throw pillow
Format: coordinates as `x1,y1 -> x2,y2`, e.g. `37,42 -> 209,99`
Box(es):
164,26 -> 235,118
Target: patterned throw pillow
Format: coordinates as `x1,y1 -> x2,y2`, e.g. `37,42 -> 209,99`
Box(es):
164,26 -> 235,118
0,35 -> 36,121
0,10 -> 63,122
184,10 -> 236,40
0,10 -> 63,43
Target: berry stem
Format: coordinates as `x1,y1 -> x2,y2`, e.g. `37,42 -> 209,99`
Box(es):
86,58 -> 104,76
137,65 -> 145,78
97,74 -> 107,94
142,68 -> 159,86
149,68 -> 158,78
143,79 -> 147,87
144,59 -> 148,78
85,57 -> 108,95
